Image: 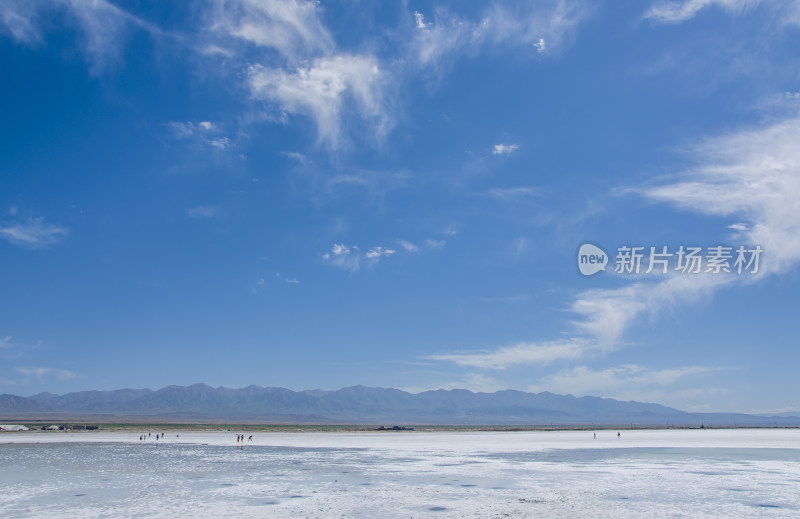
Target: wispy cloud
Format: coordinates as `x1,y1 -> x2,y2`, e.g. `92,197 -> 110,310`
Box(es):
16,366 -> 75,381
250,277 -> 266,294
396,239 -> 419,252
321,243 -> 360,271
643,0 -> 759,24
569,115 -> 800,348
433,113 -> 800,371
410,1 -> 591,72
426,238 -> 446,249
168,121 -> 231,151
572,118 -> 800,344
0,336 -> 43,359
486,186 -> 540,201
248,54 -> 390,149
0,0 -> 42,44
0,217 -> 68,248
643,0 -> 800,27
365,246 -> 396,259
638,115 -> 800,275
285,153 -> 409,198
529,364 -> 720,396
427,338 -> 594,369
3,0 -> 591,156
321,242 -> 402,271
210,0 -> 334,60
1,0 -> 163,73
562,115 -> 800,349
208,0 -> 392,150
186,205 -> 219,219
492,144 -> 519,155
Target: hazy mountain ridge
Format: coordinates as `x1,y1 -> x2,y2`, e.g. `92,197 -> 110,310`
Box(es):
0,384 -> 797,425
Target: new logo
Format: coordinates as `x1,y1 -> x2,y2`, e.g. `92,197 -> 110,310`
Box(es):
578,243 -> 608,276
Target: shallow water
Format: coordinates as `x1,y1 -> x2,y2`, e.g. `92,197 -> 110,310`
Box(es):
1,431 -> 799,517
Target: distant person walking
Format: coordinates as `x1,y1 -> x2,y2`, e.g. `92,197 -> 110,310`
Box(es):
617,432 -> 621,439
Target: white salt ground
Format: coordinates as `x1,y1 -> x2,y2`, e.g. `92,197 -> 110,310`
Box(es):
1,428 -> 798,518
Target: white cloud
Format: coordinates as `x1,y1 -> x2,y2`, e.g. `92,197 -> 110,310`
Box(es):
639,115 -> 800,275
426,238 -> 446,249
284,277 -> 299,284
414,11 -> 429,30
1,0 -> 162,73
562,118 -> 800,352
64,0 -> 153,73
529,364 -> 719,396
211,0 -> 333,60
576,115 -> 800,344
410,9 -> 471,69
322,243 -> 360,271
571,275 -> 727,347
322,242 -> 402,271
484,1 -> 590,52
410,1 -> 590,70
643,0 -> 759,24
209,137 -> 230,150
574,115 -> 800,349
486,186 -> 540,200
331,243 -> 350,256
428,338 -> 594,369
248,54 -> 389,149
366,246 -> 396,259
643,0 -> 800,27
210,0 -> 392,150
326,168 -> 409,194
16,366 -> 75,381
0,1 -> 42,44
186,205 -> 218,219
396,239 -> 419,252
168,121 -> 232,152
0,217 -> 68,248
281,150 -> 308,165
492,144 -> 519,155
433,114 -> 800,372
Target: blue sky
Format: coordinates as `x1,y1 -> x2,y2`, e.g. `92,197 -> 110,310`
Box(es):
2,0 -> 800,414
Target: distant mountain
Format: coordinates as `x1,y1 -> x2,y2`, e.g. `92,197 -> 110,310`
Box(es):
0,394 -> 53,413
0,384 -> 796,426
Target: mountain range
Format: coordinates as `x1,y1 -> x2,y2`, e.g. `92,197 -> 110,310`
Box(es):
1,384 -> 797,426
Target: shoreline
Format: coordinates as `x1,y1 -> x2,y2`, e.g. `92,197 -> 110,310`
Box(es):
3,427 -> 800,452
3,422 -> 799,433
